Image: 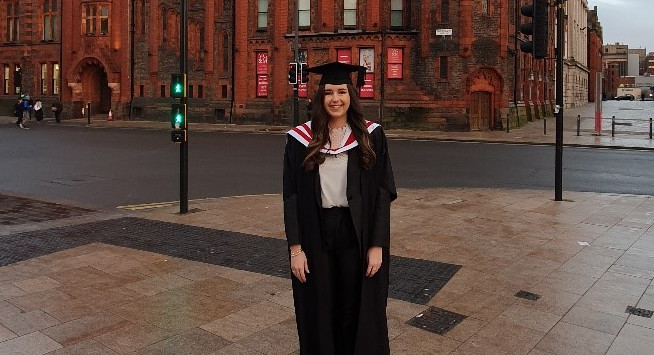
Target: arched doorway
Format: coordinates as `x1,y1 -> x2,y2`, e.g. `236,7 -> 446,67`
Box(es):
467,68 -> 503,131
74,60 -> 112,115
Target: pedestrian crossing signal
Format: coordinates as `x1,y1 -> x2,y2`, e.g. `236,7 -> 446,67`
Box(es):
288,63 -> 298,85
170,74 -> 186,98
171,103 -> 186,129
300,63 -> 309,83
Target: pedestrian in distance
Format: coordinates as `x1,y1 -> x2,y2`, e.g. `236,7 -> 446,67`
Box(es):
14,98 -> 26,129
22,95 -> 32,123
34,99 -> 44,122
51,100 -> 63,123
283,61 -> 397,355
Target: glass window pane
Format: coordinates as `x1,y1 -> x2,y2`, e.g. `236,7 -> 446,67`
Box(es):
101,18 -> 108,34
391,11 -> 402,27
44,16 -> 51,40
258,0 -> 267,9
299,0 -> 310,10
344,10 -> 356,26
53,0 -> 57,11
299,11 -> 310,27
345,0 -> 357,9
44,1 -> 49,12
391,0 -> 402,10
53,15 -> 58,40
258,13 -> 267,28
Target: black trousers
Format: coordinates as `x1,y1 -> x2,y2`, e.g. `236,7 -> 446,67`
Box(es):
321,207 -> 361,355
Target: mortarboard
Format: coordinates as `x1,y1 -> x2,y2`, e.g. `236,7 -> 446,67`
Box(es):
307,62 -> 367,88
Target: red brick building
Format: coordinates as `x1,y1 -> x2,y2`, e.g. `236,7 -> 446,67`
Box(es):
1,1 -> 557,130
587,6 -> 603,102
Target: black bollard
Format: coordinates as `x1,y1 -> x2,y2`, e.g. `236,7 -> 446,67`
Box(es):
611,116 -> 615,137
576,115 -> 580,136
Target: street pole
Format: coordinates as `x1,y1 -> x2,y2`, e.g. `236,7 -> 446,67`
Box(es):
180,0 -> 189,213
293,0 -> 299,126
555,0 -> 564,201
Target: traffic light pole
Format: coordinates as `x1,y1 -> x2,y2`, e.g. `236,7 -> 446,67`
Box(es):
293,0 -> 300,126
555,0 -> 564,201
179,0 -> 189,213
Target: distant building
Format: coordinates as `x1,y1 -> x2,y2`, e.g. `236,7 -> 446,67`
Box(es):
646,52 -> 654,76
586,6 -> 603,102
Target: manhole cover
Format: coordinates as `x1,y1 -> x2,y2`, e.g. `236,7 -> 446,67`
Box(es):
406,307 -> 467,335
515,290 -> 541,301
626,306 -> 653,318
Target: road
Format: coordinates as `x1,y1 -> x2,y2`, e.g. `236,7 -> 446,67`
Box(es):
1,124 -> 653,209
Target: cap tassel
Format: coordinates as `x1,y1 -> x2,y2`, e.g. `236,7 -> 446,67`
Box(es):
356,67 -> 367,88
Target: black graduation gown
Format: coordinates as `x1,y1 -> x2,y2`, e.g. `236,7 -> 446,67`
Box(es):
283,125 -> 397,355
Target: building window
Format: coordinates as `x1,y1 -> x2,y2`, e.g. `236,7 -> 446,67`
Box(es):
188,85 -> 194,98
140,0 -> 146,35
43,1 -> 59,41
162,8 -> 167,43
139,84 -> 144,97
6,2 -> 19,42
222,33 -> 229,73
222,85 -> 228,98
3,65 -> 9,94
390,0 -> 403,27
82,3 -> 110,35
198,85 -> 203,98
298,0 -> 310,28
53,63 -> 60,95
14,65 -> 21,93
481,0 -> 489,15
41,64 -> 48,95
439,56 -> 448,79
441,0 -> 450,23
257,0 -> 268,29
161,85 -> 166,97
344,0 -> 357,28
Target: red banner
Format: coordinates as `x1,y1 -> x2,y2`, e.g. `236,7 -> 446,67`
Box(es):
387,48 -> 403,64
298,83 -> 307,98
257,74 -> 268,97
256,52 -> 268,74
359,73 -> 374,98
387,64 -> 402,79
337,49 -> 352,64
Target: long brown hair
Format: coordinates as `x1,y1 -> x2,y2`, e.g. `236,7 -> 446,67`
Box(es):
302,84 -> 376,171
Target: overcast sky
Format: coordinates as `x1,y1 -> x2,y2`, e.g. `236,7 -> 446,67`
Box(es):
587,0 -> 652,53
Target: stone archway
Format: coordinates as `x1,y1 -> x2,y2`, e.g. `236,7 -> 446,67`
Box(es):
69,58 -> 112,115
467,68 -> 503,131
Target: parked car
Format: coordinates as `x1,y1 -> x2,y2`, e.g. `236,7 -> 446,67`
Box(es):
615,94 -> 635,101
642,91 -> 654,101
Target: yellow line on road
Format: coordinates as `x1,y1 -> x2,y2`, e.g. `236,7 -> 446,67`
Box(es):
116,201 -> 177,211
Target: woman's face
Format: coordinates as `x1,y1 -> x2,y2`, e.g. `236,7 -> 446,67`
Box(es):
323,84 -> 350,121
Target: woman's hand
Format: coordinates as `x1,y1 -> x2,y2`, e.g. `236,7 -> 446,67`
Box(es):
366,246 -> 383,278
289,245 -> 309,283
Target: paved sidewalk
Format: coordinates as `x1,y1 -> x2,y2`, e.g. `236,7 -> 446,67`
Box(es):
1,188 -> 654,354
2,105 -> 654,354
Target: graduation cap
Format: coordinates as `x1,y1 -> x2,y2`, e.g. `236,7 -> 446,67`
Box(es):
307,62 -> 367,88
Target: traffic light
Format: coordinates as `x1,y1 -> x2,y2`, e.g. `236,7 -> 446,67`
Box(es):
300,63 -> 309,83
171,103 -> 186,129
170,73 -> 186,98
288,63 -> 298,85
519,0 -> 549,59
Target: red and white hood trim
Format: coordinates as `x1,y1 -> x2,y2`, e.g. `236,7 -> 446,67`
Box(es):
288,120 -> 380,154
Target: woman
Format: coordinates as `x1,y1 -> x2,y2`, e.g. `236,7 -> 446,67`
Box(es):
34,99 -> 44,121
283,62 -> 397,355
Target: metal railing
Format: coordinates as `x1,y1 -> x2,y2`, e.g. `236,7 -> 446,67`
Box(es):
570,115 -> 652,139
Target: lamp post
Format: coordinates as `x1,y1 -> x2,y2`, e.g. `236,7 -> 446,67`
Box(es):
554,0 -> 564,201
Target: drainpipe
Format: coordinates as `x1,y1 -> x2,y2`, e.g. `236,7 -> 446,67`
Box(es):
229,3 -> 235,124
129,0 -> 135,120
380,30 -> 385,124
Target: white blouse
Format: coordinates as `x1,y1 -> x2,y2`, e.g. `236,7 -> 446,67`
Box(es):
320,152 -> 348,208
320,125 -> 350,208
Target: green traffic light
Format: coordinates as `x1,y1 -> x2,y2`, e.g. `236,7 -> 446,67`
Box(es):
175,112 -> 183,124
174,83 -> 183,94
